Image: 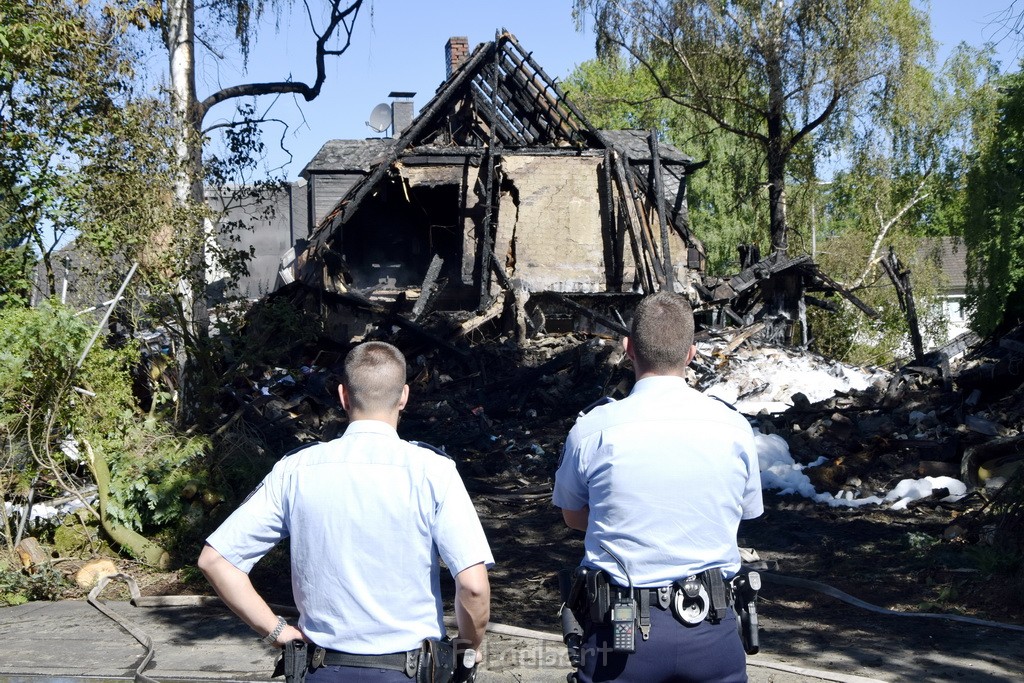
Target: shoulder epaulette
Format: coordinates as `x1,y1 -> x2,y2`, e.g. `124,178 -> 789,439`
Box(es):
579,396 -> 616,417
410,440 -> 453,460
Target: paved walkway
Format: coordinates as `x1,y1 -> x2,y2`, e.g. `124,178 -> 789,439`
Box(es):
0,588 -> 1021,682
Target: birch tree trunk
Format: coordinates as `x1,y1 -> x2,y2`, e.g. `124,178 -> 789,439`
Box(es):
166,0 -> 209,423
158,0 -> 364,423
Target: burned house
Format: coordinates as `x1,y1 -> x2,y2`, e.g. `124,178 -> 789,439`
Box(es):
188,30 -> 882,352
278,33 -> 707,339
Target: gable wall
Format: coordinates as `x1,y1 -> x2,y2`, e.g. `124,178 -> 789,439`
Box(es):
495,155 -> 628,293
310,174 -> 364,228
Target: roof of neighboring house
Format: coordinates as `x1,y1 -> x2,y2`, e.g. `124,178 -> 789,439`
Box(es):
301,139 -> 396,177
597,130 -> 694,165
919,236 -> 968,291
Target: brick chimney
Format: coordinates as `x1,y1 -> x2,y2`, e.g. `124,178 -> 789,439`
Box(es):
445,36 -> 469,79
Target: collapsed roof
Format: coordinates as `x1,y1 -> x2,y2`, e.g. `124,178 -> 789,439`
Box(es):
283,31 -> 706,318
276,31 -> 882,351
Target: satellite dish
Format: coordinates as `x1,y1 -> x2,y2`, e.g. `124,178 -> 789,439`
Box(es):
366,103 -> 392,133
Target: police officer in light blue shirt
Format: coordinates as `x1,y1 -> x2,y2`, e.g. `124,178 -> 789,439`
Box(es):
554,291 -> 763,683
199,341 -> 493,682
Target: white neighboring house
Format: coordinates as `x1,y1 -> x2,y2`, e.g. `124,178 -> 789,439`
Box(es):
918,236 -> 971,348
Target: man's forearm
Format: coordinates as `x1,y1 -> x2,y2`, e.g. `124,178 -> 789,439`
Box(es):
454,563 -> 490,651
197,544 -> 302,645
562,506 -> 589,531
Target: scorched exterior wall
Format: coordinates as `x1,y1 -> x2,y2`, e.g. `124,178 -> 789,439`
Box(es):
495,155 -> 631,293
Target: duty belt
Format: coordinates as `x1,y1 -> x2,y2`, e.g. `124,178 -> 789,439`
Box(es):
580,567 -> 734,635
310,646 -> 418,676
610,581 -> 735,612
275,639 -> 455,683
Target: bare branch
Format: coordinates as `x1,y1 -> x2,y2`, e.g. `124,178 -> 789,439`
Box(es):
604,12 -> 767,144
202,115 -> 291,136
197,0 -> 363,120
848,173 -> 932,290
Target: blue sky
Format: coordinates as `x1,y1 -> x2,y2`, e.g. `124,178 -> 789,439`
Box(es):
204,0 -> 1022,181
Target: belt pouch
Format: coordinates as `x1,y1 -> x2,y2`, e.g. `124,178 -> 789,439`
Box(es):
416,638 -> 455,683
586,570 -> 610,623
705,570 -> 728,623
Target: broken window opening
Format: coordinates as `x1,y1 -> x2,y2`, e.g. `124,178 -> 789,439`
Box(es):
335,178 -> 476,310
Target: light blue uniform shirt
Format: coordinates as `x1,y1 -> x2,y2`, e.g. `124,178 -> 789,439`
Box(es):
553,376 -> 763,587
206,420 -> 494,654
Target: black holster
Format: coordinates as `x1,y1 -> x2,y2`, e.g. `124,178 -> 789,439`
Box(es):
558,567 -> 589,668
273,640 -> 309,683
730,569 -> 761,655
416,637 -> 455,683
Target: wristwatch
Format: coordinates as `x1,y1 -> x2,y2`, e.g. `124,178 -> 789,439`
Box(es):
261,615 -> 287,644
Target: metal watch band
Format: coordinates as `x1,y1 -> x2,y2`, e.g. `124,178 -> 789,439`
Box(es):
261,615 -> 287,644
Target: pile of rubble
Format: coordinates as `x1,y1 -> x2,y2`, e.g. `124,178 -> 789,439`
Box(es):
217,297 -> 1023,544
744,323 -> 1024,545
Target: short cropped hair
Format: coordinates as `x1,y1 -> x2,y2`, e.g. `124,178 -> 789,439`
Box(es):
629,291 -> 695,373
342,342 -> 407,414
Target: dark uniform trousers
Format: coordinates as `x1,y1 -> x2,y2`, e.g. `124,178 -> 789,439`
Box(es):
307,666 -> 408,682
577,606 -> 747,683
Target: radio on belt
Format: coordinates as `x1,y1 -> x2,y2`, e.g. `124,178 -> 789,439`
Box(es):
602,544 -> 637,653
610,598 -> 636,652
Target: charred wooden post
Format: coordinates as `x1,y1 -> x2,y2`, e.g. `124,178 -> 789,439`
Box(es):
624,166 -> 667,287
739,244 -> 761,269
880,247 -> 925,363
412,255 -> 445,321
601,149 -> 624,289
806,266 -> 878,318
479,33 -> 502,307
649,130 -> 674,291
610,153 -> 655,292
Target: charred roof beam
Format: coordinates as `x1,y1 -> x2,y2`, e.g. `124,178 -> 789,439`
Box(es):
469,79 -> 535,145
501,34 -> 602,147
496,52 -> 578,143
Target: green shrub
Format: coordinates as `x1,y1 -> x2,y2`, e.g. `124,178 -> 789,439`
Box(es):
0,300 -> 209,568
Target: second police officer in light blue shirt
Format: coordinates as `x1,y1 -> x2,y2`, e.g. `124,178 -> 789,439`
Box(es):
554,291 -> 763,682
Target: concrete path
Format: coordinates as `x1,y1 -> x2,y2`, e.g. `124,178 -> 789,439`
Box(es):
0,594 -> 1020,682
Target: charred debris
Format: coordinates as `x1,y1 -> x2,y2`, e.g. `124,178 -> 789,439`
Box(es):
222,297 -> 1024,544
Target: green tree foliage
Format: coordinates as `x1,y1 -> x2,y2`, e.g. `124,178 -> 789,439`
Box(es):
963,66 -> 1024,336
0,301 -> 208,568
805,46 -> 998,363
824,46 -> 996,249
574,0 -> 932,255
565,56 -> 767,274
0,0 -> 144,306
